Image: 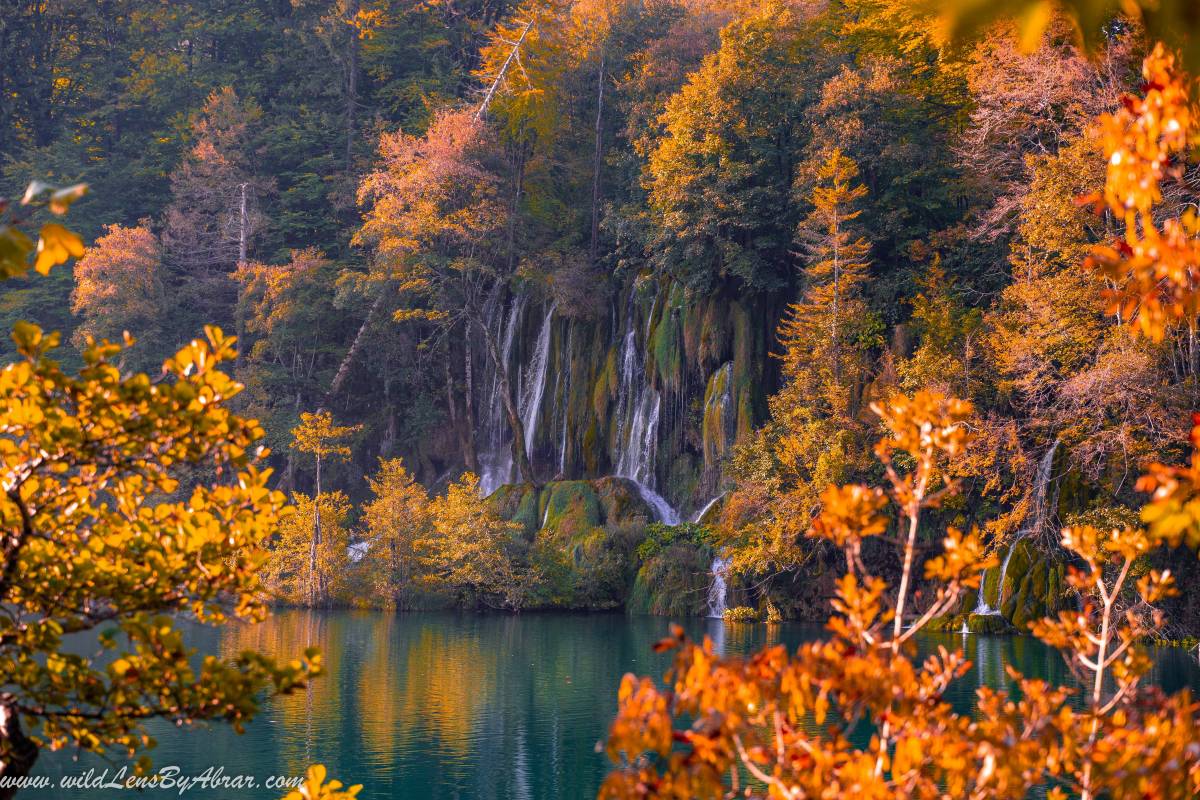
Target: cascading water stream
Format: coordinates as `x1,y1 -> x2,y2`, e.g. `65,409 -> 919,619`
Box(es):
706,556 -> 732,619
692,493 -> 725,525
478,294 -> 527,496
520,302 -> 556,461
973,439 -> 1060,616
610,287 -> 679,524
694,494 -> 731,618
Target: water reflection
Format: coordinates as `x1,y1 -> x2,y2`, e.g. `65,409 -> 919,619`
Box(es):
29,610 -> 1200,800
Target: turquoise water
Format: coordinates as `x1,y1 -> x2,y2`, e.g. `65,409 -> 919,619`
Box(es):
29,610 -> 1200,799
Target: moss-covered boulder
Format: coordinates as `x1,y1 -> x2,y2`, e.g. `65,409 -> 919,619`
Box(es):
927,613 -> 1016,634
964,538 -> 1076,635
490,478 -> 661,610
628,543 -> 712,617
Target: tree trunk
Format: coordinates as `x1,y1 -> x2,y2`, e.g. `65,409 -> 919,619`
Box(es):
0,694 -> 38,800
472,314 -> 534,484
445,344 -> 475,475
463,338 -> 480,473
309,453 -> 324,606
588,49 -> 606,267
327,288 -> 385,402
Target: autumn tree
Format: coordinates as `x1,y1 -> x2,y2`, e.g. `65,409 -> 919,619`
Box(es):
896,257 -> 983,397
789,147 -> 874,393
603,392 -> 1005,797
264,492 -> 353,606
645,2 -> 809,293
70,221 -> 166,371
291,410 -> 361,606
355,108 -> 541,481
235,249 -> 347,461
0,181 -> 322,792
361,458 -> 432,608
423,473 -> 528,610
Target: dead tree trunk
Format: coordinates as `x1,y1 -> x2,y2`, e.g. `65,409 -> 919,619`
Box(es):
476,18 -> 535,121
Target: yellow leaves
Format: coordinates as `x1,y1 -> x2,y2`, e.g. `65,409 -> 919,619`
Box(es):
0,318 -> 310,766
34,223 -> 84,275
872,389 -> 974,463
1075,43 -> 1200,342
0,181 -> 88,278
291,410 -> 361,460
924,526 -> 993,585
607,674 -> 674,760
281,765 -> 361,800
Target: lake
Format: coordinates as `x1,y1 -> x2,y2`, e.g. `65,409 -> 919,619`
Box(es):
29,610 -> 1200,800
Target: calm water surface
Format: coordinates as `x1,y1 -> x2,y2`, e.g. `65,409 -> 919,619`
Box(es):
30,610 -> 1200,799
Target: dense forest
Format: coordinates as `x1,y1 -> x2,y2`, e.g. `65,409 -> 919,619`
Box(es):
14,0 -> 1200,797
5,0 -> 1200,632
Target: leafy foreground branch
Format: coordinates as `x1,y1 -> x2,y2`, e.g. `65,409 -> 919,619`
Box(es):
0,185 -> 351,798
601,390 -> 1200,799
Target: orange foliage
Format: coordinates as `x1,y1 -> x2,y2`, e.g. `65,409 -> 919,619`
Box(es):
602,390 -> 1200,799
1085,44 -> 1200,342
71,221 -> 164,356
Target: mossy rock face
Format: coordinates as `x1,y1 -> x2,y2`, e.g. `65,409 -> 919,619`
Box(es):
928,613 -> 1015,634
487,483 -> 541,539
594,477 -> 655,527
628,543 -> 710,617
538,481 -> 602,537
981,559 -> 1003,609
967,614 -> 1017,634
702,363 -> 736,470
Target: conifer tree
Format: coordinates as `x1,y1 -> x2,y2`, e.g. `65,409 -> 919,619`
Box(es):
782,147 -> 873,414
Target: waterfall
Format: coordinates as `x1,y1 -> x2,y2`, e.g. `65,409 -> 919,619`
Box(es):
612,286 -> 678,525
973,439 -> 1060,616
707,556 -> 732,618
692,493 -> 725,524
520,302 -> 556,460
347,541 -> 370,563
477,299 -> 556,494
478,294 -> 527,496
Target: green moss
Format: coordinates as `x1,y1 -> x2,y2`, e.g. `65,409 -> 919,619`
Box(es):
628,543 -> 710,617
539,480 -> 602,537
487,483 -> 540,538
593,346 -> 618,420
594,476 -> 655,526
582,420 -> 602,474
981,558 -> 1002,608
702,363 -> 735,469
650,302 -> 682,392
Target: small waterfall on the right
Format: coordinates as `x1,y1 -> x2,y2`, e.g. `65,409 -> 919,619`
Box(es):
706,556 -> 732,619
973,438 -> 1061,617
698,494 -> 731,619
